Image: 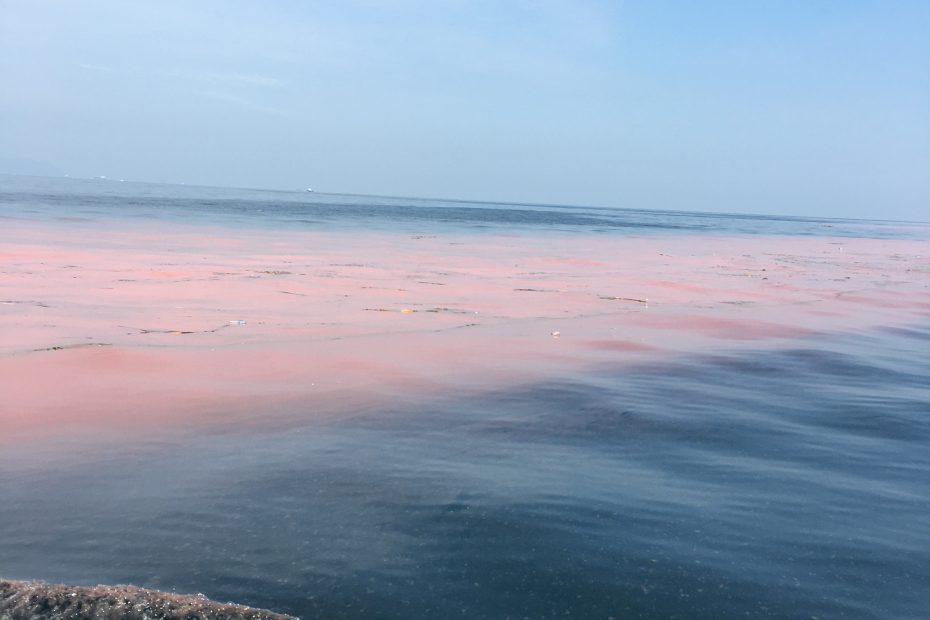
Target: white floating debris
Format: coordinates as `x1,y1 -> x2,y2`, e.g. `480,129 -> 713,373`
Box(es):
550,331 -> 561,338
229,320 -> 246,325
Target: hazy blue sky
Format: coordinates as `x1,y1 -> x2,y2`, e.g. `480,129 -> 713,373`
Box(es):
1,1 -> 928,218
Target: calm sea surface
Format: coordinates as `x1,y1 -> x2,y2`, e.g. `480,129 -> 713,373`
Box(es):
2,175 -> 929,619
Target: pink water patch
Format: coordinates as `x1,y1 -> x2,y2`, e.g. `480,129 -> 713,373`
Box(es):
2,219 -> 928,441
628,315 -> 816,340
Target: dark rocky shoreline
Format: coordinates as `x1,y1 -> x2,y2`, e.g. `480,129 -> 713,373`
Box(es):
0,580 -> 296,620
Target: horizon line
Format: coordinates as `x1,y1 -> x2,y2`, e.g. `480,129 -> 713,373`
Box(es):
1,171 -> 927,226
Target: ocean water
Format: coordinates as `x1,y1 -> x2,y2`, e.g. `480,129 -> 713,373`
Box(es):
2,175 -> 930,619
1,174 -> 924,238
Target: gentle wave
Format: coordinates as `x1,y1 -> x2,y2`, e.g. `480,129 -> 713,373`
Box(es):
2,327 -> 928,618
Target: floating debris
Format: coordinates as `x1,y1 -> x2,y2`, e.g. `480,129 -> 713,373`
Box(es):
120,324 -> 231,335
33,343 -> 111,353
599,295 -> 649,304
1,300 -> 50,308
364,307 -> 472,315
424,307 -> 471,314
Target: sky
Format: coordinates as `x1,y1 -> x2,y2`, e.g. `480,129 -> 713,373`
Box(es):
1,0 -> 928,219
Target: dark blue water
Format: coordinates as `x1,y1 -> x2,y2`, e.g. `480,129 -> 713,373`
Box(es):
2,175 -> 930,619
2,327 -> 929,618
2,174 -> 927,239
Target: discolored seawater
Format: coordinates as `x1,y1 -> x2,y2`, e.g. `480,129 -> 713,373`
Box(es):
2,175 -> 929,619
2,326 -> 929,619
